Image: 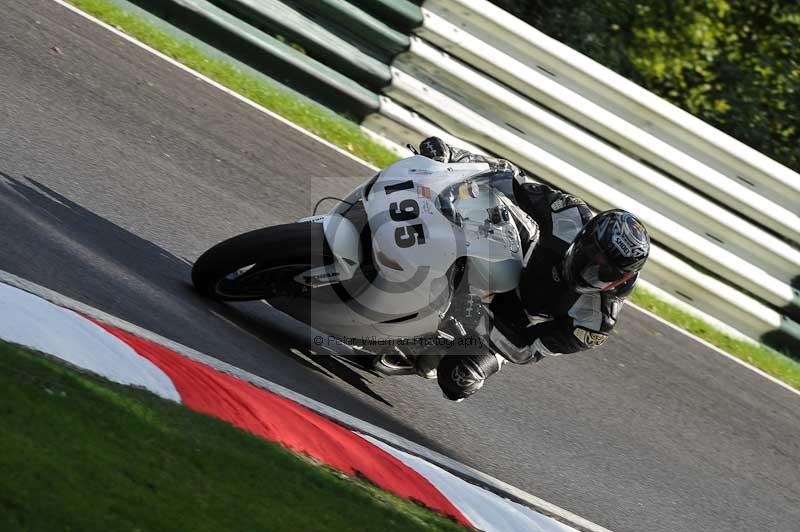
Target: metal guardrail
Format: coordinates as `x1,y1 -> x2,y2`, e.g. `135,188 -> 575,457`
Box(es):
130,0 -> 800,351
386,68 -> 799,328
285,0 -> 410,61
423,0 -> 800,217
132,0 -> 381,116
389,68 -> 794,308
415,7 -> 800,247
393,37 -> 800,285
211,0 -> 394,88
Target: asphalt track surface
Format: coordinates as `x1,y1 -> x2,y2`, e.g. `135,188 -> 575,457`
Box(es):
2,2 -> 799,531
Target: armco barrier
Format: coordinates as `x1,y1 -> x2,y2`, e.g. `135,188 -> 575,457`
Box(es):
356,0 -> 425,34
643,247 -> 793,341
385,69 -> 799,313
284,0 -> 410,61
394,37 -> 800,284
365,96 -> 488,157
209,0 -> 393,89
414,8 -> 800,246
130,0 -> 381,117
421,0 -> 800,215
119,0 -> 799,351
386,73 -> 800,345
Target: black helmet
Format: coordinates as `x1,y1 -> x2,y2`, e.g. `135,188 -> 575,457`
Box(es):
563,210 -> 650,293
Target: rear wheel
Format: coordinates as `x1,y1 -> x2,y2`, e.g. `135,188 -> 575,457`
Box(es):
191,223 -> 330,301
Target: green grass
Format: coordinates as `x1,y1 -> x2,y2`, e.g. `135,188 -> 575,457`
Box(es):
631,287 -> 800,389
0,341 -> 465,532
66,0 -> 399,169
64,0 -> 800,390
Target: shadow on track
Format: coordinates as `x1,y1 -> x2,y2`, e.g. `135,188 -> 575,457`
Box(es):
0,172 -> 453,451
191,291 -> 395,407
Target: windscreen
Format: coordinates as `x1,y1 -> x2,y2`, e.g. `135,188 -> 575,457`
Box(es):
434,169 -> 515,228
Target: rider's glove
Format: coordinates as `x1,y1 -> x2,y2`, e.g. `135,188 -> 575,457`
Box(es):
488,158 -> 525,181
489,158 -> 514,172
419,137 -> 451,163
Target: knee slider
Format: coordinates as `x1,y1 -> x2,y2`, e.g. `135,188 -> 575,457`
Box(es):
437,353 -> 501,401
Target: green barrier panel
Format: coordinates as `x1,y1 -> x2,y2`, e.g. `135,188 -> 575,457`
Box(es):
356,0 -> 424,33
284,0 -> 410,61
209,0 -> 393,89
129,0 -> 380,117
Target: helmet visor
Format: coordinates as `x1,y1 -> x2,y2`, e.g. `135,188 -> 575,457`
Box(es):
566,237 -> 635,293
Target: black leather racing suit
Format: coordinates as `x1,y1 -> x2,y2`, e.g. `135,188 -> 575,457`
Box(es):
422,140 -> 636,400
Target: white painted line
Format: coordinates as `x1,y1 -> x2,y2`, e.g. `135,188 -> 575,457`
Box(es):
49,1 -> 800,398
51,0 -> 379,172
0,270 -> 610,532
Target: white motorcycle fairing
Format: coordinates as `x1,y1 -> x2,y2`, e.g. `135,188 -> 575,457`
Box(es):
296,156 -> 523,342
294,213 -> 361,288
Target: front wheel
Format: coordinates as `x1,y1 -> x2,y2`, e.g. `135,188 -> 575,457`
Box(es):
191,223 -> 330,301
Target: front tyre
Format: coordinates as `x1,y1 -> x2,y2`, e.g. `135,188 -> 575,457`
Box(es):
191,223 -> 330,301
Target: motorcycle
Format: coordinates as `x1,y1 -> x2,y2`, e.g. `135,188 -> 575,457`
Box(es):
192,156 -> 528,375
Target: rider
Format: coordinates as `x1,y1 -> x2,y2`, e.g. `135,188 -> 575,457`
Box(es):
415,137 -> 651,401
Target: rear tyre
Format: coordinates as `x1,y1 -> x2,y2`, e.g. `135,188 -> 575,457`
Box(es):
191,223 -> 330,301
